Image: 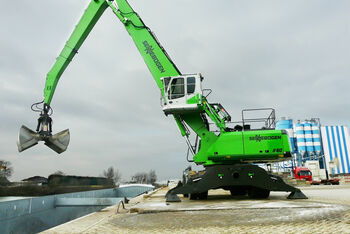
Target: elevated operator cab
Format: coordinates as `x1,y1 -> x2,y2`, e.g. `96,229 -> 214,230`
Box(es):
161,73 -> 203,115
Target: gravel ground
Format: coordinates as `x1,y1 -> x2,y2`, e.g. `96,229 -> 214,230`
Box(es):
44,185 -> 350,234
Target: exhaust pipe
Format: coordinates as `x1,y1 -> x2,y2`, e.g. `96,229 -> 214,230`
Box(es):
17,104 -> 70,154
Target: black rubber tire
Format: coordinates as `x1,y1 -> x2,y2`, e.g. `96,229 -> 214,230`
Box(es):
198,191 -> 208,200
248,187 -> 270,199
189,191 -> 208,200
230,189 -> 246,196
189,193 -> 198,200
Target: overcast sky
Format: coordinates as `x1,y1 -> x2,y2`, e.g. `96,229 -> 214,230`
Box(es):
1,0 -> 350,181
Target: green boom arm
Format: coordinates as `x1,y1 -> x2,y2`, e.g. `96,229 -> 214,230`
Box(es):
44,0 -> 108,105
43,0 -> 181,106
108,0 -> 181,91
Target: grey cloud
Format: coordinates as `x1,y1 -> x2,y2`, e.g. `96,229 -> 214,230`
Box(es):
1,0 -> 349,181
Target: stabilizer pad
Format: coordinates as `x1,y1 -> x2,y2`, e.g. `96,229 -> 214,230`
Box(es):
165,193 -> 181,202
287,189 -> 308,199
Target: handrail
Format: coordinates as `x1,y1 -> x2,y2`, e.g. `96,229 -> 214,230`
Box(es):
239,108 -> 276,131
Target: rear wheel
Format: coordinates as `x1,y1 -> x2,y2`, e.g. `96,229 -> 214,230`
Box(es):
248,187 -> 270,199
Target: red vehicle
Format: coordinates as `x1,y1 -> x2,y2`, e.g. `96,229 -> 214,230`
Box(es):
311,177 -> 340,185
293,166 -> 340,185
293,167 -> 312,182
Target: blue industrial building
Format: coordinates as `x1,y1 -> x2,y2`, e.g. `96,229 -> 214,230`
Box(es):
321,125 -> 350,175
276,118 -> 350,175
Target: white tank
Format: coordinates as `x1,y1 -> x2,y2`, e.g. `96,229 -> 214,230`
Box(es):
311,123 -> 321,157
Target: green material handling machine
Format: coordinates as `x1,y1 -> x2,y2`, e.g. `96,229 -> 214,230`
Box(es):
17,0 -> 307,201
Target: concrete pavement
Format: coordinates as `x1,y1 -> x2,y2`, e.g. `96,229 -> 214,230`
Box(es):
42,185 -> 350,233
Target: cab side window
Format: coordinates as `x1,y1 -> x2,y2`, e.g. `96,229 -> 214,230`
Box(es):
187,76 -> 195,94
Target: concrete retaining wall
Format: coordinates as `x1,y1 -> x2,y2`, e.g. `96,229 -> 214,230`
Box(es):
0,185 -> 154,234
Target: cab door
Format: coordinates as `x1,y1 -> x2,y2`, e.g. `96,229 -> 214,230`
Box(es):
168,77 -> 186,106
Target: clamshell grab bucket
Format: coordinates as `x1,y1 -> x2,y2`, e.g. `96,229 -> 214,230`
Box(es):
17,125 -> 70,154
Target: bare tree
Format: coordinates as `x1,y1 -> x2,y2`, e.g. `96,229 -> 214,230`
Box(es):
148,170 -> 157,184
0,160 -> 13,179
103,167 -> 121,184
132,170 -> 157,184
51,170 -> 65,176
132,172 -> 148,184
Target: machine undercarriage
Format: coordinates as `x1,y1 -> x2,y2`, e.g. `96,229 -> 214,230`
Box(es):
166,164 -> 308,202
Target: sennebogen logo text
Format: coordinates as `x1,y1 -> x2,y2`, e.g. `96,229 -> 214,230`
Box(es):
249,135 -> 281,142
143,41 -> 165,73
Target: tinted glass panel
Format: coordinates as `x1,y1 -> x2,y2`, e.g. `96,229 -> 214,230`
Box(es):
187,76 -> 195,94
170,78 -> 184,99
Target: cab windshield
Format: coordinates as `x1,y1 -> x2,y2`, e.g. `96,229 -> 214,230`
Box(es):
169,78 -> 184,100
299,170 -> 312,176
